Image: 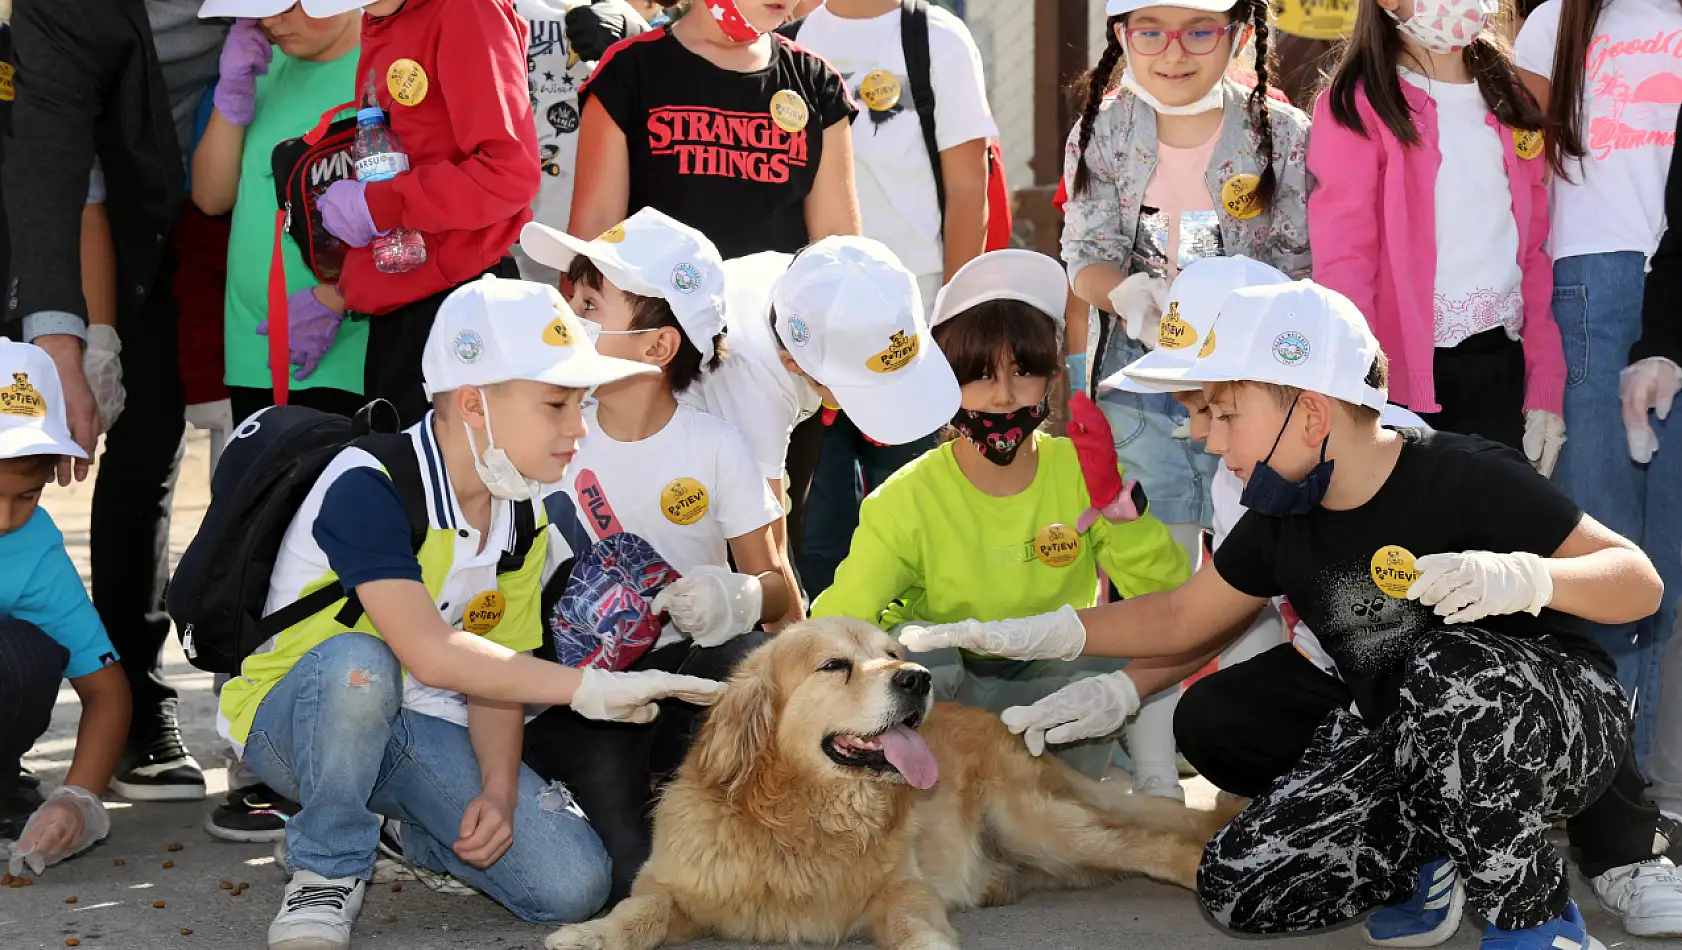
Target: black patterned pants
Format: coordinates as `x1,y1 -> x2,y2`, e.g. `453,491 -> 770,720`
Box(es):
1198,629 -> 1627,934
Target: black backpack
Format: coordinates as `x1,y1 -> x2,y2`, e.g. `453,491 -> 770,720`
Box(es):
167,401 -> 535,674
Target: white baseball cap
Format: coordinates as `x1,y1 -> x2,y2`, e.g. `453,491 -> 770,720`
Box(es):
198,0 -> 295,16
0,340 -> 88,460
1122,279 -> 1389,410
520,208 -> 727,351
1106,0 -> 1239,14
1102,256 -> 1290,394
929,249 -> 1069,333
771,236 -> 960,445
421,276 -> 659,396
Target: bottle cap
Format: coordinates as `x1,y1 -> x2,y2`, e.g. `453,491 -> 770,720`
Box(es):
356,107 -> 386,125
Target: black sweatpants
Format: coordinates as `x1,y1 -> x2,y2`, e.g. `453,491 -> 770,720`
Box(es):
358,257 -> 519,428
1186,633 -> 1626,933
1419,326 -> 1526,450
0,620 -> 70,801
521,632 -> 768,905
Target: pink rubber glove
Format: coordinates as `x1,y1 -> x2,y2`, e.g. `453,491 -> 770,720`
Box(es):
1068,393 -> 1123,531
212,19 -> 273,126
318,180 -> 384,248
257,287 -> 344,380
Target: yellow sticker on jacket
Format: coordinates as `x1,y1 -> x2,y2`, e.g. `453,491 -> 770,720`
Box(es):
1220,173 -> 1264,220
1156,302 -> 1197,350
1370,545 -> 1419,599
463,590 -> 506,635
1033,523 -> 1081,568
0,373 -> 45,418
386,58 -> 429,107
1513,128 -> 1544,161
770,89 -> 809,133
661,478 -> 709,525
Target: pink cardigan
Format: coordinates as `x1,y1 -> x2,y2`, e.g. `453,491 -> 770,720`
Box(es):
1306,81 -> 1565,415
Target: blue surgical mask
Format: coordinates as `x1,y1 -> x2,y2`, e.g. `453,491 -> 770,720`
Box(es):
1238,396 -> 1333,518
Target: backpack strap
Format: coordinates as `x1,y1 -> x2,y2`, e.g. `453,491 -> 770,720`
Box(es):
542,490 -> 595,562
496,498 -> 538,576
900,0 -> 944,228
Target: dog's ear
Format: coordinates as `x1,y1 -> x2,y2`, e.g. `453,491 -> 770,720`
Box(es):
689,652 -> 778,796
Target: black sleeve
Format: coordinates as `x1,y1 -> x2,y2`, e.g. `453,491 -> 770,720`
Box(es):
1456,439 -> 1585,557
1633,104 -> 1682,367
578,34 -> 642,136
799,46 -> 859,130
2,0 -> 104,334
1211,510 -> 1285,598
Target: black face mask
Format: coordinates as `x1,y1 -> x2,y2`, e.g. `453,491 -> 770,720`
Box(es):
951,398 -> 1049,466
1238,396 -> 1333,518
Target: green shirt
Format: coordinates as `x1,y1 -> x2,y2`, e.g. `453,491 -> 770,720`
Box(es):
811,433 -> 1191,633
224,48 -> 368,394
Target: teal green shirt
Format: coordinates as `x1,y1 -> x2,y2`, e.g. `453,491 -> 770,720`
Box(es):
225,47 -> 368,394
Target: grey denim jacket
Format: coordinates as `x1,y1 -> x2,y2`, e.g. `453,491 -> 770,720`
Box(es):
1060,80 -> 1315,285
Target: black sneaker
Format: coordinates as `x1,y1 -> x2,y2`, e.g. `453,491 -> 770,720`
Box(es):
1659,812 -> 1682,864
110,702 -> 205,802
203,784 -> 298,843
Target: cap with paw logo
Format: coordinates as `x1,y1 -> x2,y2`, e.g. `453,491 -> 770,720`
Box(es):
1104,256 -> 1290,394
520,208 -> 728,349
770,236 -> 960,446
421,276 -> 659,395
0,340 -> 87,460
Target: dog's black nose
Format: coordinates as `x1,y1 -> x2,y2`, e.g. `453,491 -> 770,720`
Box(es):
891,667 -> 931,697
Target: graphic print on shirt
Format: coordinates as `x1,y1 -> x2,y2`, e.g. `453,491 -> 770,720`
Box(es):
1136,207 -> 1225,275
1580,26 -> 1682,159
648,102 -> 811,183
840,70 -> 908,131
1299,553 -> 1435,687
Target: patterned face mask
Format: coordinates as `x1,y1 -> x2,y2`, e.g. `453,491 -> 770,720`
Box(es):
1388,0 -> 1497,53
950,398 -> 1050,466
708,0 -> 766,43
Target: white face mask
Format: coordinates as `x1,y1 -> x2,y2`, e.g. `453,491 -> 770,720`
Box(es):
1121,62 -> 1227,115
579,317 -> 654,347
463,388 -> 540,502
1389,0 -> 1497,53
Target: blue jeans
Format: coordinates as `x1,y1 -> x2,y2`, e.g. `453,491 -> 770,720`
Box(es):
1095,332 -> 1218,528
1552,251 -> 1682,770
242,632 -> 612,923
797,411 -> 939,599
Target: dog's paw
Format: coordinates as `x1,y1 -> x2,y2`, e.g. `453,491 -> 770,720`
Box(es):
895,933 -> 960,950
544,924 -> 609,950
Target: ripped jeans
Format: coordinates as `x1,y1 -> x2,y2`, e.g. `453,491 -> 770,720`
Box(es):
242,633 -> 611,923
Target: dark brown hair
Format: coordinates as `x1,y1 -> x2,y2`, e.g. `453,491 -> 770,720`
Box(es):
567,257 -> 726,393
1070,1 -> 1279,210
930,300 -> 1061,386
1207,351 -> 1391,420
1324,0 -> 1543,146
0,454 -> 57,481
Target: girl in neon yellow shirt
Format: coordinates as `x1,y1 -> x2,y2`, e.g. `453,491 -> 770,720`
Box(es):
810,250 -> 1190,782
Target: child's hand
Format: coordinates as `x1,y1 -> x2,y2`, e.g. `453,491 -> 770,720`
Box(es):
256,287 -> 344,381
1000,670 -> 1140,755
83,325 -> 124,435
651,566 -> 764,648
318,180 -> 382,249
1406,551 -> 1553,624
899,605 -> 1088,661
8,786 -> 109,877
570,668 -> 727,723
212,19 -> 273,126
1107,273 -> 1168,347
1619,358 -> 1681,463
1522,410 -> 1567,477
454,792 -> 515,869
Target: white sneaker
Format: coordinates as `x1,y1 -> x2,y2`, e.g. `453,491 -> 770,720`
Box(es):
369,818 -> 475,896
268,870 -> 365,950
1131,773 -> 1187,802
1592,857 -> 1682,937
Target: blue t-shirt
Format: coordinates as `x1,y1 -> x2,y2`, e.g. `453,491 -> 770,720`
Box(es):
1,509 -> 118,679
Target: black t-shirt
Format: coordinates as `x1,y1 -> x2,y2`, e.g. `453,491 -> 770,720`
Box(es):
582,29 -> 858,258
1213,428 -> 1615,724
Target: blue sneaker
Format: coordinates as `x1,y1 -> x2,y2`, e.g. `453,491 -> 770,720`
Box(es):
1365,859 -> 1466,947
1481,900 -> 1605,950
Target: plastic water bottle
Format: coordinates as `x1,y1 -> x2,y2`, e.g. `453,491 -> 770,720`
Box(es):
351,106 -> 426,274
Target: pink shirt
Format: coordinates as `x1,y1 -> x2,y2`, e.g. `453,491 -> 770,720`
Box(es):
1142,127 -> 1222,278
1306,80 -> 1566,415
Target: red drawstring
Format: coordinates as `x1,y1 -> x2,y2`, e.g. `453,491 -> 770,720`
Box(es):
268,208 -> 290,406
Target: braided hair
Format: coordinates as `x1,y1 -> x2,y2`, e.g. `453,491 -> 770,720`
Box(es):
1070,17 -> 1126,198
1241,0 -> 1279,212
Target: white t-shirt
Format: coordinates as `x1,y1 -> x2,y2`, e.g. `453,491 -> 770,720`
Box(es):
789,5 -> 998,279
514,0 -> 596,283
1516,0 -> 1682,260
680,252 -> 822,481
560,403 -> 784,574
1398,70 -> 1525,348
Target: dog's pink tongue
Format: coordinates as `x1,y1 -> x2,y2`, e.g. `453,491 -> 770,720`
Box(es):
879,725 -> 939,790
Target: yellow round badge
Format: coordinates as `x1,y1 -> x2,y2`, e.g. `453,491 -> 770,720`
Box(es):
543,315 -> 574,347
463,590 -> 506,635
1156,301 -> 1197,350
1033,523 -> 1082,568
1513,128 -> 1544,161
1220,173 -> 1264,220
1370,545 -> 1420,599
859,70 -> 903,112
597,223 -> 627,244
1198,329 -> 1217,358
386,58 -> 429,107
661,477 -> 709,526
770,89 -> 809,133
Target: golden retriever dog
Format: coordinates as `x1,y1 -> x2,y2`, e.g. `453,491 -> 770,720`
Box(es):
545,617 -> 1234,950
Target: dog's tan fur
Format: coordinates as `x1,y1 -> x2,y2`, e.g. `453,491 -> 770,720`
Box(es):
546,618 -> 1236,950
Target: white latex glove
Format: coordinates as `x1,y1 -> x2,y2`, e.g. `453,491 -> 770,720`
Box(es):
1620,358 -> 1682,464
8,786 -> 109,876
651,565 -> 763,649
1000,669 -> 1140,756
83,325 -> 125,435
1405,550 -> 1553,624
184,398 -> 235,434
1107,272 -> 1169,348
569,667 -> 727,724
899,604 -> 1088,661
1522,409 -> 1567,477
